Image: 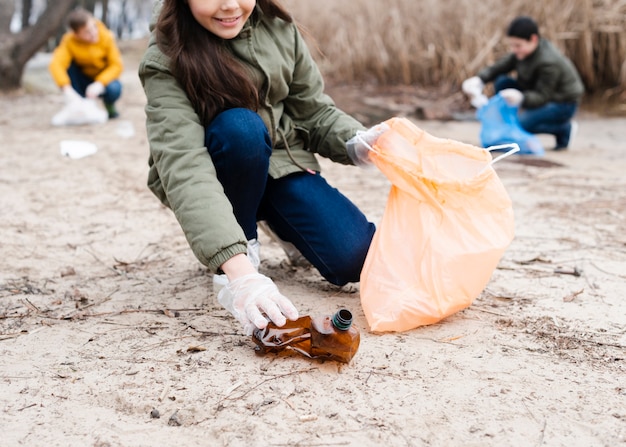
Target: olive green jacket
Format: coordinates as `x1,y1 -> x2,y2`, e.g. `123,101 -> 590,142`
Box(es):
478,38 -> 584,108
138,6 -> 365,272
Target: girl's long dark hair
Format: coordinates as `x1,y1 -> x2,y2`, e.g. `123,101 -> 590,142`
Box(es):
156,0 -> 292,126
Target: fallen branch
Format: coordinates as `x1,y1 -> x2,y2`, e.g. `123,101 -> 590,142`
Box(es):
563,289 -> 584,302
467,306 -> 507,317
217,367 -> 318,407
555,334 -> 625,350
0,332 -> 25,341
17,403 -> 38,411
60,297 -> 113,320
61,307 -> 205,320
22,298 -> 43,314
554,266 -> 582,277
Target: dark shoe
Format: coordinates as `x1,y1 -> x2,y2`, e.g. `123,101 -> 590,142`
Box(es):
554,121 -> 578,150
105,103 -> 119,119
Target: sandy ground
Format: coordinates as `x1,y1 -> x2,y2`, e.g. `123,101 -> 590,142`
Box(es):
1,42 -> 625,447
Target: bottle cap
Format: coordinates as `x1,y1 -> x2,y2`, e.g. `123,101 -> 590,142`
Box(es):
332,309 -> 353,331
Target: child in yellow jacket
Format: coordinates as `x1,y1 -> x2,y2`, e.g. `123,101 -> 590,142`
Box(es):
49,8 -> 123,118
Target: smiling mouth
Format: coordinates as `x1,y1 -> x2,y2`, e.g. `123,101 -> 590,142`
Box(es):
216,16 -> 241,24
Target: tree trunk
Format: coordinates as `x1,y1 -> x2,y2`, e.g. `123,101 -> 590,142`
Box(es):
21,0 -> 33,28
101,0 -> 109,26
0,0 -> 76,90
117,0 -> 128,38
81,0 -> 97,14
0,0 -> 14,32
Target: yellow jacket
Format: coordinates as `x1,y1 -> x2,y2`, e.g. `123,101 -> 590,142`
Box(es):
49,20 -> 123,87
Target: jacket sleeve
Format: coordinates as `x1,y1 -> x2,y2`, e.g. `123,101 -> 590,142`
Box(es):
283,25 -> 365,165
478,53 -> 517,84
48,35 -> 73,87
139,48 -> 247,272
94,27 -> 124,86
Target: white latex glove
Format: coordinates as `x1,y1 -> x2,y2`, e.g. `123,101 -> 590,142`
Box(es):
462,76 -> 488,109
462,76 -> 485,97
62,85 -> 81,102
346,122 -> 390,167
86,81 -> 105,98
217,272 -> 299,335
500,88 -> 524,107
470,94 -> 489,109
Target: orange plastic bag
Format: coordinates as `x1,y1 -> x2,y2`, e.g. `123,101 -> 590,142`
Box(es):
360,118 -> 515,332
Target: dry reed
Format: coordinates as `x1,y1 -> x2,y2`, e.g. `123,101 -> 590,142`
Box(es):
284,0 -> 626,95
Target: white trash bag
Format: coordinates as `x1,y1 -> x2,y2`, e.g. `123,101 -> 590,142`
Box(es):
51,87 -> 108,126
59,140 -> 98,159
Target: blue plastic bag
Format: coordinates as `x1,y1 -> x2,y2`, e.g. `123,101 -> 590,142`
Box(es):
478,94 -> 544,156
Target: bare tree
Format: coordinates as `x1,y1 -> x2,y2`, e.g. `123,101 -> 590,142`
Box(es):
0,0 -> 76,91
101,0 -> 109,25
21,0 -> 33,29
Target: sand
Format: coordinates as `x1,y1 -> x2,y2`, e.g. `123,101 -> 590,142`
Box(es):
1,43 -> 625,447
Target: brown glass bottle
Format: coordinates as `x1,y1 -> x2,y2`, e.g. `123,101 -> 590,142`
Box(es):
252,309 -> 360,363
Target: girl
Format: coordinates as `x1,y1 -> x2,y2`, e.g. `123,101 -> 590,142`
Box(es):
139,0 -> 380,335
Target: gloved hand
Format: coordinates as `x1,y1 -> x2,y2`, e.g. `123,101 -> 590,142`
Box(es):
462,76 -> 485,96
86,81 -> 105,98
62,85 -> 81,103
346,122 -> 390,167
462,76 -> 488,108
469,94 -> 489,109
500,88 -> 524,107
217,272 -> 299,335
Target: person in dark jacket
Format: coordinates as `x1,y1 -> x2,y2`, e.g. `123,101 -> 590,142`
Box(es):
463,16 -> 584,150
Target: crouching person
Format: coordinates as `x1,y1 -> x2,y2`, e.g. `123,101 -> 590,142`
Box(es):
49,7 -> 123,119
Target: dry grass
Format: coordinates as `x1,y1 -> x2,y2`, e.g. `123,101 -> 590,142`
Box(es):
284,0 -> 626,95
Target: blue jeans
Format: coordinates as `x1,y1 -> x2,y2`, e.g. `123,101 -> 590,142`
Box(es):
204,108 -> 375,285
67,62 -> 122,105
494,75 -> 578,148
